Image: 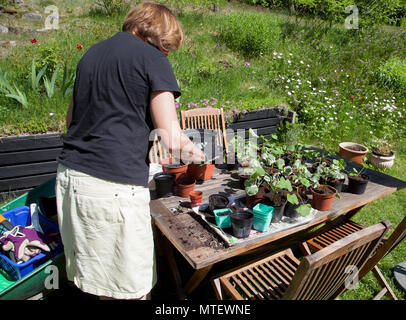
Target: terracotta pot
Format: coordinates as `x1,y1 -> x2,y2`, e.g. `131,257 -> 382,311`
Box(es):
187,163 -> 215,181
339,142 -> 369,164
161,158 -> 188,181
311,185 -> 337,211
176,176 -> 196,198
189,190 -> 203,207
370,151 -> 395,169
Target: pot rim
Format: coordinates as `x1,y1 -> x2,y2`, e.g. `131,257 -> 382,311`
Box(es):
339,142 -> 369,154
371,151 -> 395,160
189,190 -> 203,197
312,184 -> 337,196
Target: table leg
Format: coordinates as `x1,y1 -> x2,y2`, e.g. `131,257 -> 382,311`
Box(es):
184,265 -> 213,296
158,233 -> 187,300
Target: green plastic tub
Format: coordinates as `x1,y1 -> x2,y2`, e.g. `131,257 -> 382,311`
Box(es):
253,203 -> 274,232
0,178 -> 66,300
213,208 -> 232,229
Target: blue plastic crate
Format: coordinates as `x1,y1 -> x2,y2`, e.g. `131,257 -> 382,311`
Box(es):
0,206 -> 63,280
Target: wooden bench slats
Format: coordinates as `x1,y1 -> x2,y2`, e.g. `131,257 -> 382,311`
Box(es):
0,148 -> 62,166
0,134 -> 63,153
0,161 -> 58,179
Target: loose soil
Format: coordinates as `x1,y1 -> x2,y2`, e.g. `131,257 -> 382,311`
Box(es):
313,185 -> 336,196
347,145 -> 367,152
349,174 -> 369,182
372,148 -> 394,157
164,209 -> 225,251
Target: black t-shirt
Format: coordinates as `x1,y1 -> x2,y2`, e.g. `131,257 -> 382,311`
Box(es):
58,32 -> 181,186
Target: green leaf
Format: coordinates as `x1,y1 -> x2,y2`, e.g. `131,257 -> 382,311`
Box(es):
287,193 -> 299,205
296,204 -> 312,217
245,184 -> 259,196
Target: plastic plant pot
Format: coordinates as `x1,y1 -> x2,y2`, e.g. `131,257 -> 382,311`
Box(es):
271,201 -> 286,223
252,203 -> 274,232
154,172 -> 175,198
231,211 -> 254,238
161,158 -> 188,182
189,190 -> 203,207
348,174 -> 369,194
187,163 -> 215,181
311,185 -> 337,211
321,177 -> 345,193
284,195 -> 309,219
176,175 -> 196,198
339,142 -> 369,164
208,194 -> 229,213
213,208 -> 232,229
238,174 -> 249,190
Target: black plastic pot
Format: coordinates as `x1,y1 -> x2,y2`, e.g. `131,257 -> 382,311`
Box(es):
209,194 -> 229,213
271,201 -> 287,223
348,174 -> 369,194
284,197 -> 309,220
238,174 -> 249,190
154,172 -> 175,198
321,177 -> 345,193
230,211 -> 254,238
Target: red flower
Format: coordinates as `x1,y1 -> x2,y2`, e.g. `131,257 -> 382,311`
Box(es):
30,38 -> 37,44
76,43 -> 83,50
350,96 -> 354,101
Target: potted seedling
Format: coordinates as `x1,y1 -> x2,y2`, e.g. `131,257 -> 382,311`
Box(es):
311,185 -> 340,211
243,159 -> 268,209
317,159 -> 347,193
370,140 -> 395,169
283,160 -> 315,219
346,165 -> 370,195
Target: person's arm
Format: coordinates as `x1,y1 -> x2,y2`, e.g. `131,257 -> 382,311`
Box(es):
150,91 -> 205,164
66,97 -> 73,130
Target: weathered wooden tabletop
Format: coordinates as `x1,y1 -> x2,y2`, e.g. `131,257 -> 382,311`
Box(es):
150,163 -> 406,270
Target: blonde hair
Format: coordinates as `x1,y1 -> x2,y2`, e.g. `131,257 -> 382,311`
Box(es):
122,1 -> 184,54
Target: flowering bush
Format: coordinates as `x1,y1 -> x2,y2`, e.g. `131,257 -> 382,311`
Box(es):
268,49 -> 406,144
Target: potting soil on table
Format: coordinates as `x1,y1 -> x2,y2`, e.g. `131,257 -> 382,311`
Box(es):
189,195 -> 318,247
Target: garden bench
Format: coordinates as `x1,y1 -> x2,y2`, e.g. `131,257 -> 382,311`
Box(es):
0,134 -> 62,202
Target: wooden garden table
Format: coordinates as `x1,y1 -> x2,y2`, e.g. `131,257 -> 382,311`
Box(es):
150,161 -> 406,299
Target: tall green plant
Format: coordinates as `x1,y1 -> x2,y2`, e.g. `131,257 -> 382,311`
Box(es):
0,68 -> 28,108
30,60 -> 48,91
60,63 -> 76,97
43,64 -> 61,98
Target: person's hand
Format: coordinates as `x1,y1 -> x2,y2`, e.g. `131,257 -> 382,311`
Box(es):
180,142 -> 205,164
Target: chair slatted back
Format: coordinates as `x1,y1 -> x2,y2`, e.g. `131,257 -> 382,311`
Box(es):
282,221 -> 390,300
180,108 -> 229,154
358,215 -> 406,280
148,133 -> 171,164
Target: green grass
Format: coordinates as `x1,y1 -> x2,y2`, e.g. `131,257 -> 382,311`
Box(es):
0,0 -> 405,300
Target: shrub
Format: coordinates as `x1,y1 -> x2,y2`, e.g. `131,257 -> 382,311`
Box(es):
375,57 -> 406,95
89,0 -> 132,16
218,12 -> 281,58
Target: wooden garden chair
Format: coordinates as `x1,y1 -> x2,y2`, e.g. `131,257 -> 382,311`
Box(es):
148,132 -> 172,164
180,108 -> 229,154
299,214 -> 406,300
211,221 -> 390,300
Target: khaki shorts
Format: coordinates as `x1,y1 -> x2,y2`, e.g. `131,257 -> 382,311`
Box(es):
55,164 -> 156,299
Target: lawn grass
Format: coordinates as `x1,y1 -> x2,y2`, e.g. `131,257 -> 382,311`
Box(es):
0,0 -> 405,300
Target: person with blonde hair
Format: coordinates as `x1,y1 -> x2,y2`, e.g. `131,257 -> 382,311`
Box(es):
56,1 -> 204,300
